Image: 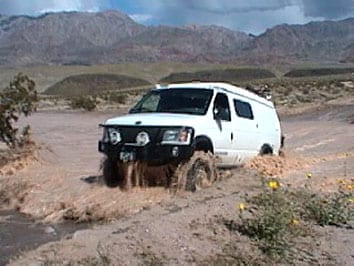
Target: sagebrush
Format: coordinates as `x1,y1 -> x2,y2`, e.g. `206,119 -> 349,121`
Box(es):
0,73 -> 38,148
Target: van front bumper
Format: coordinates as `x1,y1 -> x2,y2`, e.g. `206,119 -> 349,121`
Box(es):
98,141 -> 193,165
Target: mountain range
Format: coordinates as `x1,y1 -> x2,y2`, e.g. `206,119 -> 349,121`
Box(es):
0,10 -> 353,66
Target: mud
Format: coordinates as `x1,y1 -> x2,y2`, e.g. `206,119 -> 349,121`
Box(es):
1,100 -> 354,265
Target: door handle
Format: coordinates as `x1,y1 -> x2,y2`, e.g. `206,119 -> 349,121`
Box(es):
231,132 -> 234,140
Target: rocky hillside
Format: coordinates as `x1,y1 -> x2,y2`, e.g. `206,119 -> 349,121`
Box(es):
0,10 -> 353,66
0,10 -> 145,65
243,18 -> 354,64
109,25 -> 252,63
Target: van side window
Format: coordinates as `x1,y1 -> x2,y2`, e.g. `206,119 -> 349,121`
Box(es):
234,99 -> 254,120
213,93 -> 231,121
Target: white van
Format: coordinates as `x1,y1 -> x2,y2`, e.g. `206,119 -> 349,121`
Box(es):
99,82 -> 282,190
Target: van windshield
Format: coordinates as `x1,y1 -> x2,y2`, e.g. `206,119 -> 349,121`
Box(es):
129,88 -> 213,115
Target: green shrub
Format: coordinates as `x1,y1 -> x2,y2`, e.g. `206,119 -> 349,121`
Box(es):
0,73 -> 38,148
232,178 -> 354,262
235,179 -> 303,259
298,183 -> 354,226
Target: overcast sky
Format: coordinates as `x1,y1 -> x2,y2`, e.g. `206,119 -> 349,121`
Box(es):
0,0 -> 353,34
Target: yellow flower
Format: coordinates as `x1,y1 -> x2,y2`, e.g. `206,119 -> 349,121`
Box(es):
346,185 -> 353,190
267,180 -> 280,190
306,172 -> 312,179
290,219 -> 300,225
238,203 -> 246,211
337,179 -> 346,185
348,198 -> 354,203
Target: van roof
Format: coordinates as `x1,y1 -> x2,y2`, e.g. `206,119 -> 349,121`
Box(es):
159,82 -> 273,108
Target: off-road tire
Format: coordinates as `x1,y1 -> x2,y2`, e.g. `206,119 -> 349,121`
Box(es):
174,151 -> 218,192
102,157 -> 124,188
260,144 -> 273,155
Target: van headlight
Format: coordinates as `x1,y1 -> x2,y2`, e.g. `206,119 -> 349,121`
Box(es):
107,128 -> 121,145
162,128 -> 192,145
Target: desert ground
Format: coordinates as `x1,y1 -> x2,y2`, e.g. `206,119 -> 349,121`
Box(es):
0,92 -> 354,265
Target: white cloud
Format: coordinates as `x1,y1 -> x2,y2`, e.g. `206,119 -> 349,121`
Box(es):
129,14 -> 153,24
0,0 -> 104,15
0,0 -> 352,34
129,0 -> 354,34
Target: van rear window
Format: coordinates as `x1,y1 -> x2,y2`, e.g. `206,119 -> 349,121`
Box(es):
234,99 -> 254,120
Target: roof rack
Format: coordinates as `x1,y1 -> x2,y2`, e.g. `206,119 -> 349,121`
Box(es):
245,84 -> 272,101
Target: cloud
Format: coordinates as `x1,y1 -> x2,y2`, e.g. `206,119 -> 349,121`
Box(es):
0,0 -> 352,34
301,0 -> 354,19
184,0 -> 297,14
0,0 -> 109,15
130,0 -> 354,34
129,14 -> 153,24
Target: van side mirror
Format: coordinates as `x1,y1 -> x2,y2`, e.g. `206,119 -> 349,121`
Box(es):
213,108 -> 222,120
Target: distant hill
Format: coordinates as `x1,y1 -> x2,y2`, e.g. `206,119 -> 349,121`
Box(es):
284,67 -> 354,78
242,18 -> 354,64
159,68 -> 275,84
0,10 -> 353,66
44,73 -> 151,97
0,10 -> 145,65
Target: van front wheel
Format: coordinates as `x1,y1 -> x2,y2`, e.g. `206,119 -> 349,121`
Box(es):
174,151 -> 218,192
102,157 -> 124,188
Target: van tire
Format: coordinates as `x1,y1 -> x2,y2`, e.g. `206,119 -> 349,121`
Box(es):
174,151 -> 218,192
260,144 -> 273,155
102,157 -> 124,188
194,136 -> 214,153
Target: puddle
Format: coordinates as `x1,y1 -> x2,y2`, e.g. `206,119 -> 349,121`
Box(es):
0,210 -> 89,265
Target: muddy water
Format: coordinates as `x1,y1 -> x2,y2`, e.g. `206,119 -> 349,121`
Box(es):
0,110 -> 112,265
0,210 -> 88,265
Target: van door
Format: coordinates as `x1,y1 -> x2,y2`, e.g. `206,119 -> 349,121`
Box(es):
212,93 -> 234,165
232,99 -> 259,163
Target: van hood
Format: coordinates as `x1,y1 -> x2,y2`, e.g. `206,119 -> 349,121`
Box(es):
104,113 -> 204,127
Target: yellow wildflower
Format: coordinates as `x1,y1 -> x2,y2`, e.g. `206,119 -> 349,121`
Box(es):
348,198 -> 354,203
306,172 -> 312,179
346,184 -> 353,190
267,180 -> 280,190
238,203 -> 246,211
290,219 -> 300,225
337,179 -> 346,185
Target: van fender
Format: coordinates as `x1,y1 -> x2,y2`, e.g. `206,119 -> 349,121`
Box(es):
192,135 -> 214,154
259,143 -> 273,155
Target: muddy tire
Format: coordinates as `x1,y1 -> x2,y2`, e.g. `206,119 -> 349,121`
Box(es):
102,157 -> 123,188
260,144 -> 273,155
174,151 -> 218,192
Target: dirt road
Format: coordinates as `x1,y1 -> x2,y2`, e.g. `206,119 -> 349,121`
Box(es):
1,100 -> 354,265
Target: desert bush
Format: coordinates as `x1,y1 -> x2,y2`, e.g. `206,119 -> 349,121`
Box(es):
108,93 -> 128,104
232,177 -> 354,262
299,181 -> 354,226
235,179 -> 304,260
0,73 -> 38,148
70,96 -> 97,111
